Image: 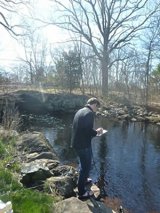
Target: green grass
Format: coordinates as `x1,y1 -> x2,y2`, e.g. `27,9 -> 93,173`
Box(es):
0,139 -> 7,158
0,188 -> 55,213
0,169 -> 22,194
0,135 -> 58,213
0,137 -> 16,159
11,189 -> 54,213
0,168 -> 55,213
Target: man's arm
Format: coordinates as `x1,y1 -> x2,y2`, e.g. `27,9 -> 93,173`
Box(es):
83,112 -> 97,137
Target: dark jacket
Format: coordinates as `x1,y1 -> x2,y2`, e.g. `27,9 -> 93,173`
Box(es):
71,105 -> 97,150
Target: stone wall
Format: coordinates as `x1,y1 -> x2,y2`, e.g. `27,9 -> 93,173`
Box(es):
0,91 -> 88,116
15,91 -> 88,114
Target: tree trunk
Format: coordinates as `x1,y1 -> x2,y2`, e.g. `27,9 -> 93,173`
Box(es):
101,54 -> 109,97
145,47 -> 151,108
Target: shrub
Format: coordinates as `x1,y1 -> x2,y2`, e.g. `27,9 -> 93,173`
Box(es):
2,100 -> 21,131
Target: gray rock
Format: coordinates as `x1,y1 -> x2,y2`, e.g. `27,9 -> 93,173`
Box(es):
131,118 -> 137,122
17,132 -> 52,154
27,151 -> 58,162
51,165 -> 78,187
54,197 -> 115,213
44,176 -> 76,198
20,159 -> 54,186
51,165 -> 77,176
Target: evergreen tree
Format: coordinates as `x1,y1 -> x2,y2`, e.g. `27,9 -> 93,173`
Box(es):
55,50 -> 83,93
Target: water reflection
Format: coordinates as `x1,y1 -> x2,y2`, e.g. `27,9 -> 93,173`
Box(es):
93,135 -> 108,198
100,121 -> 160,213
28,115 -> 160,213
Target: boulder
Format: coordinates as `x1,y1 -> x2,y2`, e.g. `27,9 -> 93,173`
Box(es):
51,165 -> 78,187
53,197 -> 115,213
17,132 -> 52,154
51,164 -> 77,176
20,159 -> 54,186
54,197 -> 90,213
44,176 -> 76,198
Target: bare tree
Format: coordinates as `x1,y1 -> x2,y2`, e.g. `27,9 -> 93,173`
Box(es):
51,0 -> 160,96
19,27 -> 50,84
0,0 -> 29,36
140,16 -> 160,107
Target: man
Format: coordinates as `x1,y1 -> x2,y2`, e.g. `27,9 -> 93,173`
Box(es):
71,97 -> 103,199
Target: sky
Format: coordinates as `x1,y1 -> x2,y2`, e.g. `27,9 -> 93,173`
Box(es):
1,0 -> 158,72
0,0 -> 69,71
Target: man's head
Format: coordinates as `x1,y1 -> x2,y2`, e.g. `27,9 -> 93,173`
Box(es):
87,97 -> 100,112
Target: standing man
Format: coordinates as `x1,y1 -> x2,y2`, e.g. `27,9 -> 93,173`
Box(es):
71,97 -> 103,199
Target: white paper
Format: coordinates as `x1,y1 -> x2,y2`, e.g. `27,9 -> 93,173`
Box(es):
97,129 -> 108,136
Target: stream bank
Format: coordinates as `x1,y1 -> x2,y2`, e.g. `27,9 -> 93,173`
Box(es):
0,90 -> 160,125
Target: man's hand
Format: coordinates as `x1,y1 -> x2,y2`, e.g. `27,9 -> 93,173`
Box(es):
96,127 -> 103,136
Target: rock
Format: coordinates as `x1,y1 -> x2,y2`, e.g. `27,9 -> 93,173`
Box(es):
117,109 -> 126,115
54,197 -> 89,213
103,110 -> 110,116
136,116 -> 146,122
146,115 -> 160,123
51,165 -> 77,176
131,118 -> 137,122
91,184 -> 100,198
20,159 -> 54,186
44,176 -> 76,198
27,151 -> 58,162
117,114 -> 130,120
53,197 -> 115,213
17,132 -> 52,154
51,165 -> 78,187
26,157 -> 60,169
0,200 -> 13,213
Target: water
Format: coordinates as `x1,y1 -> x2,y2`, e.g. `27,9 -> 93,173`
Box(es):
28,115 -> 160,213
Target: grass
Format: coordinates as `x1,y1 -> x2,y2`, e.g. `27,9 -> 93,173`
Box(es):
0,169 -> 21,194
11,189 -> 54,213
0,134 -> 59,213
0,137 -> 21,173
0,187 -> 55,213
0,165 -> 55,213
0,139 -> 6,157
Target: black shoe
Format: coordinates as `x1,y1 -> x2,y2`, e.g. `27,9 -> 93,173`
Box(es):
85,178 -> 92,185
78,190 -> 94,200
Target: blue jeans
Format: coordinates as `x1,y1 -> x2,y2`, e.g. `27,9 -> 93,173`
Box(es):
75,147 -> 92,196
